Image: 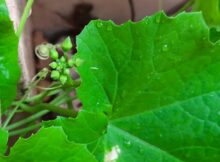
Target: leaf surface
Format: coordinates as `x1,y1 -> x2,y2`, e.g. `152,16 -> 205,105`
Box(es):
43,111 -> 108,143
72,12 -> 220,161
0,0 -> 20,112
5,127 -> 97,162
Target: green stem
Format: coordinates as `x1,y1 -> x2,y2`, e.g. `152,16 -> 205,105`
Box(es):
24,86 -> 61,103
63,86 -> 74,110
16,0 -> 34,37
5,77 -> 77,131
21,103 -> 77,117
6,110 -> 48,131
28,104 -> 77,118
9,123 -> 41,137
7,103 -> 76,131
65,78 -> 81,88
7,87 -> 77,131
67,99 -> 74,110
175,0 -> 195,15
16,103 -> 36,113
3,106 -> 19,128
3,71 -> 44,128
50,89 -> 73,105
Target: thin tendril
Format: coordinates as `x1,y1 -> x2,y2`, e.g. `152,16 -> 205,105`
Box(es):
36,85 -> 62,91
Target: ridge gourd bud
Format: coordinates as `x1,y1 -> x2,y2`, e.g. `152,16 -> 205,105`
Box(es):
61,37 -> 73,51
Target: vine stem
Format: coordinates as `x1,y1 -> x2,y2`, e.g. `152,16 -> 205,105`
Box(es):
3,70 -> 45,128
4,76 -> 79,133
3,84 -> 35,128
16,0 -> 34,37
2,106 -> 19,128
7,102 -> 77,131
20,103 -> 77,118
9,123 -> 41,137
175,0 -> 195,15
6,110 -> 48,131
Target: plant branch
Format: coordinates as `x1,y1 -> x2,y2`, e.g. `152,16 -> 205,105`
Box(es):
50,89 -> 74,105
24,85 -> 62,103
30,104 -> 77,118
7,103 -> 76,131
9,123 -> 41,137
175,0 -> 195,15
8,86 -> 77,131
16,0 -> 34,37
3,70 -> 45,128
20,103 -> 77,117
6,110 -> 48,131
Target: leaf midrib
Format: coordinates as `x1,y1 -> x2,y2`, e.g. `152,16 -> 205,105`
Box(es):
111,89 -> 220,127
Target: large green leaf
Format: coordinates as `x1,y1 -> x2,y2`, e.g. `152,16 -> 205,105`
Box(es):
43,111 -> 108,143
0,128 -> 8,155
0,0 -> 20,112
3,127 -> 97,162
72,11 -> 220,161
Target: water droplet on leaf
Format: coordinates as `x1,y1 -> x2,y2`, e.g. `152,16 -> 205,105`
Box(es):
209,94 -> 214,97
90,66 -> 99,70
97,22 -> 103,28
162,44 -> 168,52
123,140 -> 132,147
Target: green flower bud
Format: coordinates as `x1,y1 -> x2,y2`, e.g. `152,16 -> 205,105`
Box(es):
51,70 -> 60,80
50,49 -> 59,60
49,62 -> 58,69
61,37 -> 73,51
56,63 -> 62,71
75,58 -> 84,67
60,75 -> 68,84
60,56 -> 66,63
68,59 -> 74,67
63,68 -> 70,75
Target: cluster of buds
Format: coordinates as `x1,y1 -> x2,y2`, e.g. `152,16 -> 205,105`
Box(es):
35,37 -> 75,85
